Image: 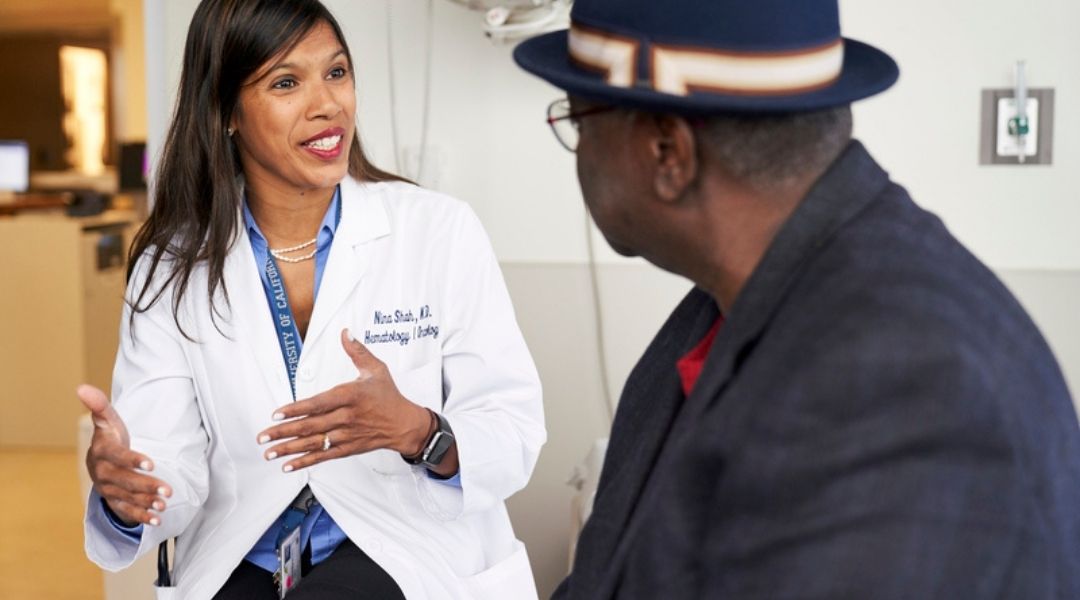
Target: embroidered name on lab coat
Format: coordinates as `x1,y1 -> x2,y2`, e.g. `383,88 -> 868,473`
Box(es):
365,304 -> 439,346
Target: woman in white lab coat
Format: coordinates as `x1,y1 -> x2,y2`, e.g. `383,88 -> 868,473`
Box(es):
79,1 -> 545,598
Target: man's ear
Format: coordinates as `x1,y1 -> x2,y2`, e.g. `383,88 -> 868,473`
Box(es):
645,113 -> 698,203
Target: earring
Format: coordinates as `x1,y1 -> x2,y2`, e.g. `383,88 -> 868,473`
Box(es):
227,127 -> 235,137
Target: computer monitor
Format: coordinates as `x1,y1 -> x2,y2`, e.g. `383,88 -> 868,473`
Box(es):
0,140 -> 30,193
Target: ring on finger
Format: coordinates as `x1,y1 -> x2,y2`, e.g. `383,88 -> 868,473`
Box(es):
322,433 -> 332,452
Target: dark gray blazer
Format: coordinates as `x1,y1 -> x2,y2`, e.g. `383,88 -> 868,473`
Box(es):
555,142 -> 1080,599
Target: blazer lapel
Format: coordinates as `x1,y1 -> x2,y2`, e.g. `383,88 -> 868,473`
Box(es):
569,288 -> 719,598
301,178 -> 390,352
666,141 -> 893,429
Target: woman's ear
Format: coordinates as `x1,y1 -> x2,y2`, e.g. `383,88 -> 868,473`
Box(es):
646,114 -> 699,203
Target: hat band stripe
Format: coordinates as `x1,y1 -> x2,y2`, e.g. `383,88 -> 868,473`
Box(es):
652,41 -> 843,96
569,25 -> 844,96
568,25 -> 639,87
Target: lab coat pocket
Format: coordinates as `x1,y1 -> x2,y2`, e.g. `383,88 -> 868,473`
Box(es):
463,540 -> 537,600
153,585 -> 177,600
369,359 -> 443,477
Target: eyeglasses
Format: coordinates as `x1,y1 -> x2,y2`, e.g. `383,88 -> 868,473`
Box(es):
546,98 -> 616,152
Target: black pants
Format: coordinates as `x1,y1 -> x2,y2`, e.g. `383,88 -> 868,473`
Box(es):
212,539 -> 406,600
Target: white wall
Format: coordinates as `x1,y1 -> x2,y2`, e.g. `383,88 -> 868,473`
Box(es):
146,1 -> 1080,597
842,0 -> 1080,271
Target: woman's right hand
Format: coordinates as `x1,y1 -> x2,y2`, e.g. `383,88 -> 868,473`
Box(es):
78,384 -> 172,527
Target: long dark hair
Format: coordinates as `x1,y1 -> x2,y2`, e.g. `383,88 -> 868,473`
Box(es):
128,0 -> 406,336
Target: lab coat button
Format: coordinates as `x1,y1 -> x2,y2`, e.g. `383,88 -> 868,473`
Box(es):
298,366 -> 313,381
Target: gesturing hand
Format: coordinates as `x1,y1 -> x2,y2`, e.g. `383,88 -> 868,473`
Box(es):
79,384 -> 172,527
257,329 -> 432,473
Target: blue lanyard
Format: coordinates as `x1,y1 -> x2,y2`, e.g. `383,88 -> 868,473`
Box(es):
262,192 -> 341,550
276,487 -> 316,548
265,255 -> 301,400
265,256 -> 313,549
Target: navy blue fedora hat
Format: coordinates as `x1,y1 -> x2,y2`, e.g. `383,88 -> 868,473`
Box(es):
513,0 -> 899,113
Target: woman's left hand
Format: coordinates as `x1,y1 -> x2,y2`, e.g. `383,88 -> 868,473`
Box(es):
257,329 -> 433,472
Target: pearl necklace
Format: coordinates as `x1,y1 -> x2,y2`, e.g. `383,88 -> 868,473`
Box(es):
269,237 -> 318,263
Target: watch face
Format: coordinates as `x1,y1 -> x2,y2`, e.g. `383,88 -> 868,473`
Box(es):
424,431 -> 455,466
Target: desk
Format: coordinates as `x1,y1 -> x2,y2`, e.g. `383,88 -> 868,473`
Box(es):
0,193 -> 72,216
0,210 -> 138,448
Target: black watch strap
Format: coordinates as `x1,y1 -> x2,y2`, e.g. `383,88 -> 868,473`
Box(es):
402,410 -> 454,468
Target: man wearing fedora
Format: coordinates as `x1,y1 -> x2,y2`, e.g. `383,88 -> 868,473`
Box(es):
515,0 -> 1080,597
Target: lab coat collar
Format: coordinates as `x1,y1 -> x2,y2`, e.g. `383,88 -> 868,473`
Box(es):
302,176 -> 390,355
225,176 -> 391,408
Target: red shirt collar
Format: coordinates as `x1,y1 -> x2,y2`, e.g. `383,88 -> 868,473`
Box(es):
676,317 -> 724,396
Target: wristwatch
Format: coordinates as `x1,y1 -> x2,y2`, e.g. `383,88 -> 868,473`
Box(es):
403,410 -> 455,468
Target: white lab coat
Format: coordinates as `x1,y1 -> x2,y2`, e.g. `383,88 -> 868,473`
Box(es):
84,178 -> 546,599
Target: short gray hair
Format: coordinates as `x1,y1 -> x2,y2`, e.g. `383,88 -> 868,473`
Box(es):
696,106 -> 853,190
